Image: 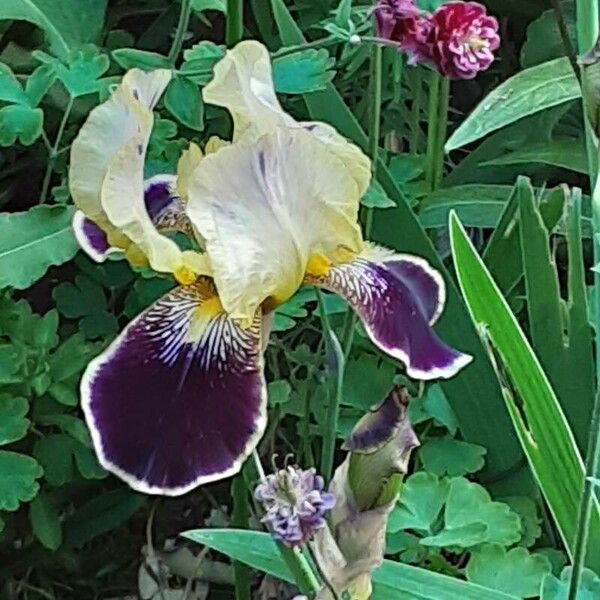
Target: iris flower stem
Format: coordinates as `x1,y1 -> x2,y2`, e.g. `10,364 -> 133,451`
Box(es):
231,475 -> 251,600
251,451 -> 322,597
273,35 -> 338,58
39,96 -> 73,204
410,68 -> 424,153
434,76 -> 450,188
226,0 -> 244,47
571,2 -> 600,597
167,0 -> 192,65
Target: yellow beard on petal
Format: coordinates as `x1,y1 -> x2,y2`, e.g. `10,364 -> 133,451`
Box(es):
186,283 -> 225,342
174,265 -> 198,286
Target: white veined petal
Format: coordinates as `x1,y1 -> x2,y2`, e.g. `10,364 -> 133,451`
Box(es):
186,126 -> 363,320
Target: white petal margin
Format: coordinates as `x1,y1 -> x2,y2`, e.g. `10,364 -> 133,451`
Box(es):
186,126 -> 363,321
72,210 -> 120,263
81,280 -> 268,496
203,40 -> 371,199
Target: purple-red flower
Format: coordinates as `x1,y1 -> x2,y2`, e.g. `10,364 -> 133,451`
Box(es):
255,466 -> 336,548
424,2 -> 500,79
374,0 -> 500,79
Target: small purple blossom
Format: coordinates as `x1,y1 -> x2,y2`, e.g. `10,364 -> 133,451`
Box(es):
255,466 -> 336,548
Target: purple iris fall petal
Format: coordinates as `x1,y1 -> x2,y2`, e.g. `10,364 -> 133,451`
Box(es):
81,278 -> 267,495
72,210 -> 116,263
308,248 -> 471,380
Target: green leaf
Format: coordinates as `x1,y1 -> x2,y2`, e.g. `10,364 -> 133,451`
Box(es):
481,138 -> 588,174
0,104 -> 43,145
420,438 -> 486,477
446,58 -> 580,151
33,434 -> 74,486
467,544 -> 551,598
273,49 -> 335,94
181,42 -> 225,86
270,0 -> 526,485
0,205 -> 78,289
0,344 -> 24,383
112,48 -> 171,71
361,180 -> 397,209
0,450 -> 42,510
49,332 -> 100,382
164,76 -> 204,131
449,212 -> 600,570
388,472 -> 449,533
342,356 -> 395,411
191,0 -> 226,12
34,46 -> 110,97
185,529 -> 521,600
503,496 -> 542,548
421,478 -> 522,548
0,63 -> 29,104
25,64 -> 57,106
541,567 -> 600,600
29,492 -> 62,550
419,185 -> 512,230
0,395 -> 29,445
0,0 -> 108,60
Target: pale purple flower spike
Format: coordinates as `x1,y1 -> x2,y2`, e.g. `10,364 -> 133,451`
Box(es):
255,466 -> 336,547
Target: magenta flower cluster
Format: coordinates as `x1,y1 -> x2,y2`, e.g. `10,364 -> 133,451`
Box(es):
375,0 -> 500,79
255,466 -> 336,548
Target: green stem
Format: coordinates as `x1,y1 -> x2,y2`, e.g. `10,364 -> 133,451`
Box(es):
425,71 -> 441,193
568,390 -> 600,599
273,35 -> 337,58
167,0 -> 192,65
551,0 -> 579,75
226,0 -> 244,47
231,475 -> 251,600
434,76 -> 450,188
410,68 -> 424,153
251,451 -> 322,596
317,288 -> 345,482
39,97 -> 73,204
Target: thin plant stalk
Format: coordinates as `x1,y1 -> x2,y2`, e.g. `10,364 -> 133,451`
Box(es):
410,68 -> 424,153
39,97 -> 74,204
434,76 -> 450,187
251,451 -> 322,596
226,0 -> 244,47
568,390 -> 600,600
167,0 -> 192,64
551,0 -> 579,74
425,71 -> 441,192
231,475 -> 251,600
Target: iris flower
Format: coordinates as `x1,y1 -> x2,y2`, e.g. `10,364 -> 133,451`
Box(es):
70,41 -> 471,496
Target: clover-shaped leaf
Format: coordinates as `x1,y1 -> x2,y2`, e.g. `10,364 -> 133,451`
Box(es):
29,493 -> 63,550
420,477 -> 522,548
467,544 -> 551,598
0,395 -> 29,445
181,42 -> 225,85
0,450 -> 43,511
0,63 -> 30,104
0,105 -> 43,146
273,49 -> 335,94
419,437 -> 486,477
164,76 -> 204,131
503,496 -> 542,548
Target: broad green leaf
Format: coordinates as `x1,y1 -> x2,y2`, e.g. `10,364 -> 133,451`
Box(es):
270,0 -> 526,484
273,49 -> 335,94
419,438 -> 486,477
0,395 -> 29,445
0,63 -> 29,104
466,544 -> 551,598
541,567 -> 600,600
388,472 -> 449,533
0,0 -> 108,60
0,450 -> 42,510
421,478 -> 521,548
0,105 -> 43,145
503,496 -> 542,548
29,493 -> 62,550
185,529 -> 520,600
419,185 -> 512,229
446,58 -> 580,151
0,205 -> 78,289
481,138 -> 588,174
164,76 -> 204,131
449,212 -> 600,570
191,0 -> 226,12
112,48 -> 171,71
